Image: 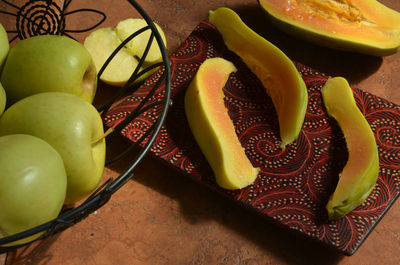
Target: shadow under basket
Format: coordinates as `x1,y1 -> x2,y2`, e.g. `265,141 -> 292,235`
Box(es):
0,0 -> 171,251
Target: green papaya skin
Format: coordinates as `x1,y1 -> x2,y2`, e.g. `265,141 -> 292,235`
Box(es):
184,57 -> 260,189
258,0 -> 400,56
209,7 -> 308,149
321,77 -> 379,220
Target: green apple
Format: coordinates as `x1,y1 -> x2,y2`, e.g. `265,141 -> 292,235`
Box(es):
0,24 -> 9,114
115,18 -> 167,64
84,27 -> 139,86
0,92 -> 106,204
0,134 -> 67,246
0,82 -> 5,115
0,23 -> 9,72
0,35 -> 97,106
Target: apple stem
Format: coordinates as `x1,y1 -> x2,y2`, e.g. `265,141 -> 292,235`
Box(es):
92,127 -> 114,145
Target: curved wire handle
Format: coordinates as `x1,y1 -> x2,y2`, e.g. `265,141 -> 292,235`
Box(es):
0,0 -> 106,42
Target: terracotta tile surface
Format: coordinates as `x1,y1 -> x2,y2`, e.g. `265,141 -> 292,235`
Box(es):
1,0 -> 400,264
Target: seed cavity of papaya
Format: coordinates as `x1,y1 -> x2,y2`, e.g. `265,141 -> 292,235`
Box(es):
295,0 -> 375,26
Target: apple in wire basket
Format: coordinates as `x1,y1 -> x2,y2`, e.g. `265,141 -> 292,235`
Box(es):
0,23 -> 9,115
0,92 -> 106,205
0,34 -> 97,106
0,134 -> 67,246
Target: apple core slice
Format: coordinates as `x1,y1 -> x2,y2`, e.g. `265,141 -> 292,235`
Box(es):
322,77 -> 379,220
84,27 -> 139,87
184,57 -> 260,189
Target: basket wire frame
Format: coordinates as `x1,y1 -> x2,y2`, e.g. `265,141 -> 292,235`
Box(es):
0,0 -> 171,251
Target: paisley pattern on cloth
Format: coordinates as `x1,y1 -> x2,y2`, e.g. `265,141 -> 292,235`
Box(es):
103,20 -> 400,255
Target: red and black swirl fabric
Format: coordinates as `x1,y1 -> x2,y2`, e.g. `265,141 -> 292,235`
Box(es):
103,20 -> 400,255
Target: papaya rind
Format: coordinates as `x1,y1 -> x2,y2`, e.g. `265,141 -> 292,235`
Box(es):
184,57 -> 260,190
258,0 -> 400,56
209,7 -> 308,149
322,77 -> 379,220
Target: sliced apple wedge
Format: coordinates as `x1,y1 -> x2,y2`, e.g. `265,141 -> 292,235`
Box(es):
115,18 -> 167,64
84,27 -> 139,87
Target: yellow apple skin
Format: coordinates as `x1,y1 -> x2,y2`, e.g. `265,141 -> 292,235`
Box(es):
1,35 -> 97,105
0,23 -> 9,72
0,24 -> 9,115
0,82 -> 5,115
0,134 -> 67,246
84,27 -> 139,87
0,92 -> 106,204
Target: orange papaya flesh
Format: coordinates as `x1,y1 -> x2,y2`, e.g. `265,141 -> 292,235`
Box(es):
258,0 -> 400,56
184,57 -> 260,190
321,77 -> 379,220
209,7 -> 308,149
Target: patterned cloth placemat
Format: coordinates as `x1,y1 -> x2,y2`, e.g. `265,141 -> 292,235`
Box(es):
104,20 -> 400,255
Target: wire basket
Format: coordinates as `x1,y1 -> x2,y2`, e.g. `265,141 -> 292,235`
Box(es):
0,0 -> 171,252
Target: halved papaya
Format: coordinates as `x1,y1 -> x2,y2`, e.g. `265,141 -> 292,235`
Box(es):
321,77 -> 379,220
209,7 -> 308,149
184,57 -> 260,189
258,0 -> 400,56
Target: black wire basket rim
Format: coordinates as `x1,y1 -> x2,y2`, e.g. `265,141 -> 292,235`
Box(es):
0,0 -> 171,251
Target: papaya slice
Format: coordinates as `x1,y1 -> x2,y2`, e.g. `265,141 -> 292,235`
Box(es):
209,7 -> 308,149
184,57 -> 260,189
321,77 -> 379,220
258,0 -> 400,56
